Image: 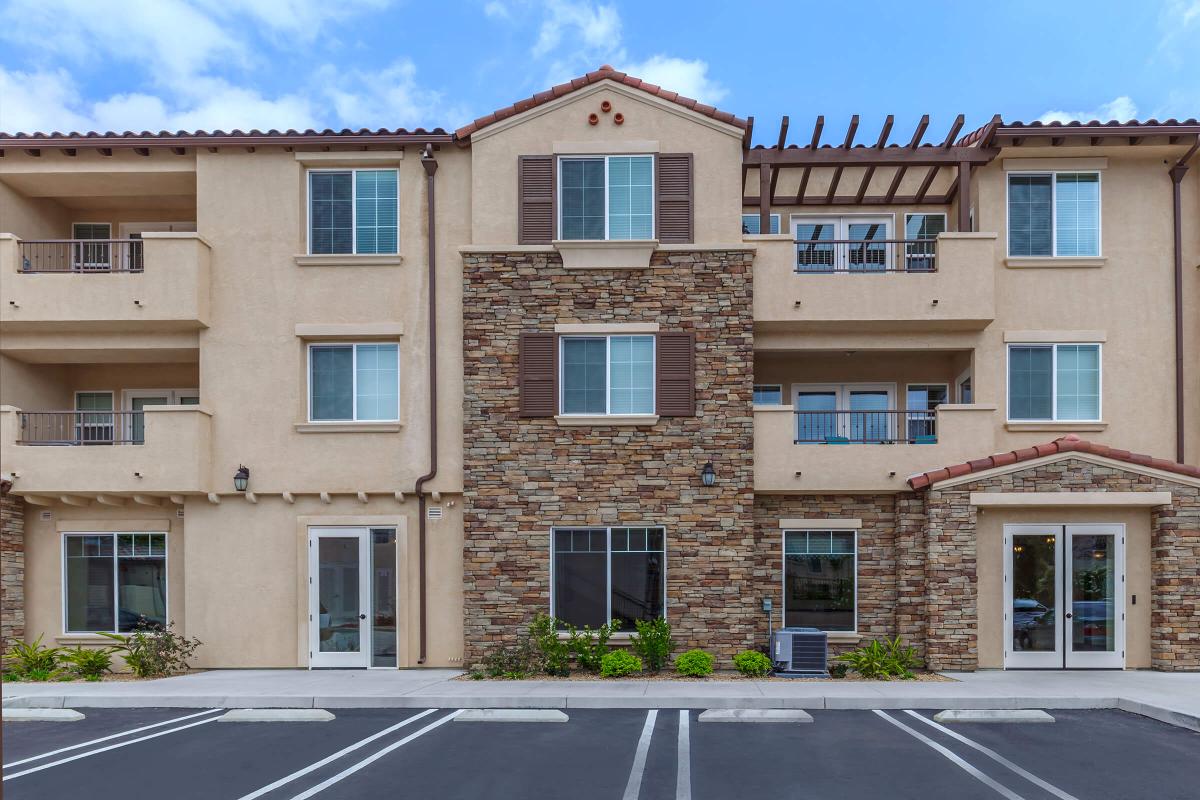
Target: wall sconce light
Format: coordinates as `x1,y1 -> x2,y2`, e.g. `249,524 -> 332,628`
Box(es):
700,461 -> 716,487
233,465 -> 250,492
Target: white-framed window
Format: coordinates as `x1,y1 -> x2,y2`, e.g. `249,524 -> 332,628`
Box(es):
307,169 -> 399,255
558,155 -> 654,241
72,222 -> 113,270
74,390 -> 115,443
1007,171 -> 1100,257
783,530 -> 856,632
742,213 -> 781,235
308,343 -> 400,422
903,212 -> 946,271
63,532 -> 167,634
753,384 -> 783,405
791,214 -> 893,272
559,335 -> 655,416
1007,343 -> 1101,421
551,526 -> 666,629
905,383 -> 948,442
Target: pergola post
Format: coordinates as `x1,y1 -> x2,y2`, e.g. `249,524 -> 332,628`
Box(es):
957,161 -> 971,231
758,163 -> 771,234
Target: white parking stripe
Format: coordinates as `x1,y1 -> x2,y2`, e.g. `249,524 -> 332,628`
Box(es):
622,709 -> 658,800
903,711 -> 1082,800
285,710 -> 462,800
3,715 -> 220,781
3,709 -> 223,769
236,708 -> 438,800
676,710 -> 691,800
873,711 -> 1027,800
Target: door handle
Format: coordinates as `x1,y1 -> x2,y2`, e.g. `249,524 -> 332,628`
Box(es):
359,614 -> 367,620
1064,612 -> 1073,619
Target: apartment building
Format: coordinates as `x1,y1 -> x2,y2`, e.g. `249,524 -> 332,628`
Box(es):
1,66 -> 1198,673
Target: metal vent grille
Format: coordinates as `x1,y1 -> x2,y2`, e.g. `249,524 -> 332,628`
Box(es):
40,510 -> 52,521
426,505 -> 443,520
176,508 -> 185,518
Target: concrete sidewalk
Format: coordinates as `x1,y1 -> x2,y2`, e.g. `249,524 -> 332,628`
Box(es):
3,668 -> 1199,731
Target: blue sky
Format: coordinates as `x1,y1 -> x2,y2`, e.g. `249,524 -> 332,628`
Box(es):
0,0 -> 1196,143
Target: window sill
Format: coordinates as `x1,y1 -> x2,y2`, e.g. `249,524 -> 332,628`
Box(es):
825,632 -> 862,645
554,415 -> 659,427
1005,257 -> 1105,269
55,634 -> 117,645
293,254 -> 403,267
553,239 -> 658,270
1005,421 -> 1107,432
294,422 -> 402,433
556,631 -> 636,641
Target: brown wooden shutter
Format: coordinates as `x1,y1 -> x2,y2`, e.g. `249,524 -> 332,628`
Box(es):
517,155 -> 555,244
518,332 -> 557,417
655,153 -> 693,244
656,332 -> 695,416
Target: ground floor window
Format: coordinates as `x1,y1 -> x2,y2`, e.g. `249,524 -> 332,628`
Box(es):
783,530 -> 856,631
64,533 -> 167,633
551,526 -> 665,629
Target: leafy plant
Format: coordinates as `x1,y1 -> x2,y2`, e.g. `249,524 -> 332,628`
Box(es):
5,635 -> 62,677
23,666 -> 69,682
674,649 -> 714,678
828,662 -> 849,679
479,636 -> 539,679
529,614 -> 572,677
630,618 -> 674,673
569,619 -> 621,673
64,646 -> 116,681
600,650 -> 643,678
101,619 -> 202,678
836,636 -> 918,680
732,650 -> 773,678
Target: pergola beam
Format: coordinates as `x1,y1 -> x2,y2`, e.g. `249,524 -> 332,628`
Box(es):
855,114 -> 894,202
825,114 -> 859,203
941,114 -> 965,148
744,146 -> 995,166
767,116 -> 789,203
795,115 -> 824,203
743,193 -> 951,207
884,114 -> 929,202
913,166 -> 940,203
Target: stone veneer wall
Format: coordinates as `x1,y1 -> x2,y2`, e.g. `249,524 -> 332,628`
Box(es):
924,458 -> 1200,671
462,250 -> 755,664
752,494 -> 900,659
1,488 -> 25,649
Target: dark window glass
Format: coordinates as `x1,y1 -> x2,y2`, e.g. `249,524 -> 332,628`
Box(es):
1008,345 -> 1053,420
560,158 -> 606,240
753,385 -> 783,405
610,527 -> 665,629
65,535 -> 115,632
1008,174 -> 1053,256
310,345 -> 354,421
561,338 -> 607,414
371,528 -> 398,667
553,529 -> 607,629
310,171 -> 354,254
784,531 -> 855,631
116,533 -> 167,632
552,527 -> 666,629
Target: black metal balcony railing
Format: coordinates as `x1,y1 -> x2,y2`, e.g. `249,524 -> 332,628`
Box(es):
19,240 -> 145,273
795,409 -> 938,444
794,238 -> 937,273
17,411 -> 145,445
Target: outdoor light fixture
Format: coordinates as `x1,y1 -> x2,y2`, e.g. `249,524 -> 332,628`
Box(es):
701,461 -> 716,487
233,465 -> 250,492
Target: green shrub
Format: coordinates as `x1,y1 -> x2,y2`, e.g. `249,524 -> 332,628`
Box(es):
674,649 -> 714,677
529,614 -> 572,677
600,650 -> 643,678
828,662 -> 849,679
64,646 -> 115,681
836,636 -> 917,680
569,619 -> 621,673
5,635 -> 62,678
101,619 -> 202,678
732,650 -> 773,678
630,618 -> 674,673
479,636 -> 539,679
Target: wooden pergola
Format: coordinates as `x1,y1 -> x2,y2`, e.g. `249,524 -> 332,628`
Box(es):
742,114 -> 1001,235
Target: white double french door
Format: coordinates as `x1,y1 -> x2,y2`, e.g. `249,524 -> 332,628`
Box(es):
792,215 -> 892,272
793,383 -> 895,443
309,528 -> 371,668
1004,524 -> 1125,669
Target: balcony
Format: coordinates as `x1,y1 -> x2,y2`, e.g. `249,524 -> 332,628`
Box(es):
0,405 -> 212,496
0,233 -> 211,332
754,404 -> 996,493
752,231 -> 997,331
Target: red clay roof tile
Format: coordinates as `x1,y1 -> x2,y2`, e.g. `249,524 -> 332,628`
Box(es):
454,64 -> 748,140
908,436 -> 1200,490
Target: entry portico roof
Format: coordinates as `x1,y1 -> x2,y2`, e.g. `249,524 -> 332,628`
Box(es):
908,434 -> 1200,490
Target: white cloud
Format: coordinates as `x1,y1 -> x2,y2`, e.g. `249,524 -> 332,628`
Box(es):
621,55 -> 727,104
484,0 -> 510,19
1158,1 -> 1200,66
532,0 -> 621,58
1038,96 -> 1139,124
314,60 -> 469,130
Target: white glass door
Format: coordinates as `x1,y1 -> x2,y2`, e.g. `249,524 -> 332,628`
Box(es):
1004,524 -> 1124,669
309,528 -> 370,668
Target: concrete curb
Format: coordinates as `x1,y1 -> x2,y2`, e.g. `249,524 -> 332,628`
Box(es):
2,708 -> 85,721
933,709 -> 1055,723
218,709 -> 335,722
1116,698 -> 1200,733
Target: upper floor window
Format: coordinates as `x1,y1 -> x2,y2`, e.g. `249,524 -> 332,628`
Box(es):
308,169 -> 398,255
560,334 -> 655,416
308,343 -> 399,422
1008,343 -> 1101,421
753,384 -> 783,405
559,155 -> 654,241
1008,172 -> 1100,257
742,214 -> 781,235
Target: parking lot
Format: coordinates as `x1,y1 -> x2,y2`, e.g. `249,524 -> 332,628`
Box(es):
3,706 -> 1197,799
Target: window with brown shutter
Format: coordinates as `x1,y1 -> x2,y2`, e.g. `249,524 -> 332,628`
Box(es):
518,332 -> 557,416
655,153 -> 693,244
656,332 -> 695,416
518,155 -> 555,244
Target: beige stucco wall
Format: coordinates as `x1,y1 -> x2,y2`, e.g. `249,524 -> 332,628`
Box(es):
468,81 -> 745,245
975,506 -> 1151,669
